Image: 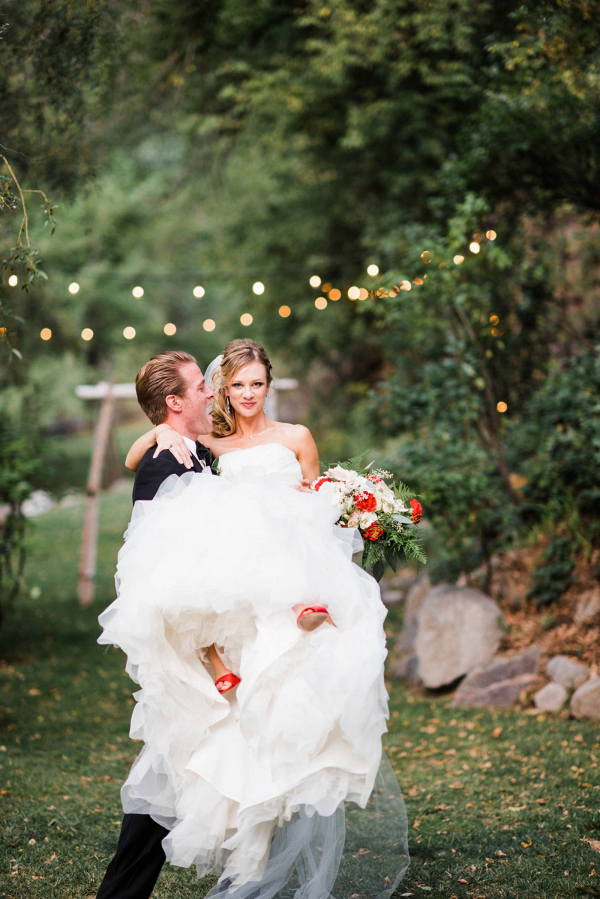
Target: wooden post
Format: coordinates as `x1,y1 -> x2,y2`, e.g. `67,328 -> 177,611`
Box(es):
78,385 -> 116,607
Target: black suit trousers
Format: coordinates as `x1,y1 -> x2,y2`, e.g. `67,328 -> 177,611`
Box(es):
96,813 -> 169,899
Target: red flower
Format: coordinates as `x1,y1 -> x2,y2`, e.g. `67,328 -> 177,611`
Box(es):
354,491 -> 377,512
364,522 -> 384,542
367,474 -> 383,484
410,498 -> 422,523
314,476 -> 332,491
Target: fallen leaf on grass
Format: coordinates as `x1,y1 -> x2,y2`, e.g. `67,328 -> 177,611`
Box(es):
45,852 -> 56,863
449,782 -> 464,790
521,840 -> 532,848
491,727 -> 502,738
495,850 -> 506,857
581,839 -> 600,852
458,878 -> 468,883
28,689 -> 41,696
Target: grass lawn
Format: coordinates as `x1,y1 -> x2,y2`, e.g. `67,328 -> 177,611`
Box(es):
1,489 -> 599,899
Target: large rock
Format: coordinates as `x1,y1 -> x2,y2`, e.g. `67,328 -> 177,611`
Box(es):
453,646 -> 542,708
414,585 -> 505,689
574,589 -> 600,625
570,678 -> 600,719
546,655 -> 590,690
533,681 -> 568,712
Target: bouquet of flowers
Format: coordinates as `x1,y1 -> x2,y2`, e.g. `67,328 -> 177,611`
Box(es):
312,455 -> 426,581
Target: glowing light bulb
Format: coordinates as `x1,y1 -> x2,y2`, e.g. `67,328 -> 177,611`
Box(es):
123,326 -> 136,339
486,230 -> 497,240
240,313 -> 253,326
497,401 -> 507,413
400,280 -> 411,291
203,319 -> 215,332
252,281 -> 265,295
279,305 -> 291,318
489,314 -> 499,325
453,255 -> 464,265
309,276 -> 321,288
469,242 -> 480,254
164,323 -> 177,335
420,251 -> 432,263
68,282 -> 80,295
328,288 -> 341,301
358,288 -> 369,300
132,286 -> 144,298
40,328 -> 52,340
413,277 -> 424,285
8,275 -> 18,287
315,297 -> 327,310
193,285 -> 205,298
347,286 -> 360,300
367,264 -> 379,277
81,328 -> 94,341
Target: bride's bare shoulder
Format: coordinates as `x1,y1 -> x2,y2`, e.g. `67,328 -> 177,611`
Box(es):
276,422 -> 314,447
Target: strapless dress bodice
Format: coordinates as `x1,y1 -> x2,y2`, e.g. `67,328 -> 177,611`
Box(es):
216,443 -> 303,486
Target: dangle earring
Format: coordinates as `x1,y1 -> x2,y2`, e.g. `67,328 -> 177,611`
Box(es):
226,397 -> 232,412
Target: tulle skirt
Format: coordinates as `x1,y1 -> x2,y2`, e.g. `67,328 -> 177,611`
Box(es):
98,467 -> 409,897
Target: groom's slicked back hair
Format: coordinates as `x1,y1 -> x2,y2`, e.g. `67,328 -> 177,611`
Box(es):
136,350 -> 197,425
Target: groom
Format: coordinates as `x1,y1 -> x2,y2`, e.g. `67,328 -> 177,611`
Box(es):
96,349 -> 216,899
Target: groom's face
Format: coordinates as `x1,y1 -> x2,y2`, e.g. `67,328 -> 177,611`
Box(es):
176,361 -> 214,434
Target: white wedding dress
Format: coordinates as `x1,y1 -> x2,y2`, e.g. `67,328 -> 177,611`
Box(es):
98,443 -> 409,898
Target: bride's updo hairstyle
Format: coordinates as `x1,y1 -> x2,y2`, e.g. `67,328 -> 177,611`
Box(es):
211,339 -> 273,437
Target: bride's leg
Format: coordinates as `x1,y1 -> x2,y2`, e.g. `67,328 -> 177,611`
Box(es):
207,643 -> 240,693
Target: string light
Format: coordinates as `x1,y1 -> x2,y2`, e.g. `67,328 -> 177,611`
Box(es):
279,305 -> 291,318
68,282 -> 80,295
328,288 -> 341,301
358,288 -> 368,300
469,242 -> 480,254
453,255 -> 464,265
315,297 -> 327,310
81,328 -> 94,341
40,328 -> 52,340
240,313 -> 253,326
193,285 -> 205,298
413,277 -> 424,285
132,286 -> 144,298
347,286 -> 360,300
420,251 -> 432,263
252,281 -> 265,295
322,282 -> 332,293
486,230 -> 497,240
490,314 -> 499,325
497,401 -> 507,413
203,319 -> 216,331
164,323 -> 177,335
309,276 -> 321,288
400,280 -> 411,291
367,264 -> 379,277
8,275 -> 18,287
123,326 -> 136,339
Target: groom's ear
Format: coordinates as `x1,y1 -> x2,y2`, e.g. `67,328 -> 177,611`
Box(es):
165,393 -> 184,413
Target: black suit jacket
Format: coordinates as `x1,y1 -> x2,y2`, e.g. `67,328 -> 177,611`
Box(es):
132,441 -> 214,503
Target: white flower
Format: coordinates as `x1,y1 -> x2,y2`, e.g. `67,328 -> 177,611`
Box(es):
347,509 -> 361,528
358,511 -> 378,529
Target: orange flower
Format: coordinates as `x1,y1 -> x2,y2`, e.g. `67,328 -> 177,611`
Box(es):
410,499 -> 422,523
364,522 -> 384,542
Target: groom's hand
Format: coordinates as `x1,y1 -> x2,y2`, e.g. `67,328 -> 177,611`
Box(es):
294,478 -> 313,493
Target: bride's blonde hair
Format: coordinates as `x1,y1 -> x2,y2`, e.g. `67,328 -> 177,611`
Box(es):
211,339 -> 273,437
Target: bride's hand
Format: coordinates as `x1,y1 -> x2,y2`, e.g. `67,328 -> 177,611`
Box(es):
294,478 -> 313,493
153,426 -> 193,469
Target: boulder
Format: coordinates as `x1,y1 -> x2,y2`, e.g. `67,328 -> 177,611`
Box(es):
533,682 -> 568,712
414,585 -> 505,689
570,678 -> 600,720
398,576 -> 431,655
453,646 -> 542,708
574,589 -> 600,625
545,655 -> 590,690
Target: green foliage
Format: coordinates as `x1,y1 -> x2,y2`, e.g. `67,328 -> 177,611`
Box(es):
0,408 -> 39,627
527,536 -> 577,609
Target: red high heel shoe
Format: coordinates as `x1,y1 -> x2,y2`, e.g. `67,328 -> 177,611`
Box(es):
214,672 -> 241,694
296,606 -> 336,631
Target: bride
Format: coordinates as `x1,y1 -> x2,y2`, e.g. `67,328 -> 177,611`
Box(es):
98,338 -> 409,898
